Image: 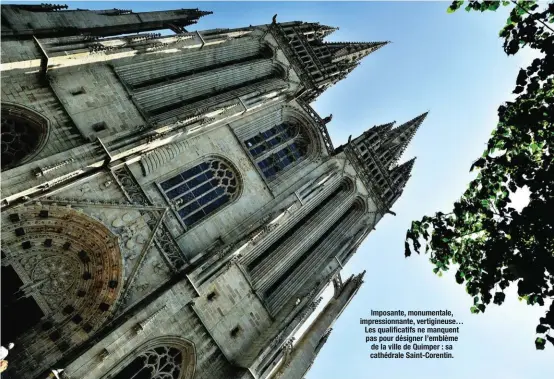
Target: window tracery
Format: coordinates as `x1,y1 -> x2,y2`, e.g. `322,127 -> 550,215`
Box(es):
160,158 -> 240,228
111,346 -> 184,379
1,103 -> 50,171
243,122 -> 308,180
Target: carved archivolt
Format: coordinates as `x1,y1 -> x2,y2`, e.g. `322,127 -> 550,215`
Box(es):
1,102 -> 50,171
2,205 -> 122,345
1,204 -> 124,376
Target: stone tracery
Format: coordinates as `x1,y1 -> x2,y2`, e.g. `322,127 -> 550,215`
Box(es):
1,102 -> 50,171
106,336 -> 196,379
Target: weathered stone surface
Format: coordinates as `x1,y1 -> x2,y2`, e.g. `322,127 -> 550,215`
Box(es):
1,5 -> 423,379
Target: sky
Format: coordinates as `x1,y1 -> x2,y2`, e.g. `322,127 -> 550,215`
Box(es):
25,1 -> 550,378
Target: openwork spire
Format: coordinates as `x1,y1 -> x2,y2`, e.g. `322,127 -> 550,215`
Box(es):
270,21 -> 389,103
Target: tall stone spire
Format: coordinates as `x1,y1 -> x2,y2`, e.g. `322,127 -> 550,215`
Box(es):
333,112 -> 426,210
379,112 -> 427,167
321,41 -> 389,64
269,271 -> 366,379
269,21 -> 388,103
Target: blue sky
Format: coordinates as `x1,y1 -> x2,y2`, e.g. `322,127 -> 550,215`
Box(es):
52,1 -> 550,378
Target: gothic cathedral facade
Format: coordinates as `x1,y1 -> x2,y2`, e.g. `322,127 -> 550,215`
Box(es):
0,4 -> 426,379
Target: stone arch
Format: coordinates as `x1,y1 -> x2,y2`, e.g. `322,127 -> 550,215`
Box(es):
158,154 -> 243,230
261,42 -> 276,60
271,60 -> 288,80
104,335 -> 196,379
1,102 -> 51,171
1,204 -> 124,372
351,195 -> 368,214
242,105 -> 323,185
280,105 -> 323,161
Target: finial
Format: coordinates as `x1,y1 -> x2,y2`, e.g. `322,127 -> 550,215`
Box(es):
272,14 -> 278,24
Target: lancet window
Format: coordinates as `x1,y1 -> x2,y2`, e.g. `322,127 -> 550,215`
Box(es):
244,122 -> 308,180
160,158 -> 240,228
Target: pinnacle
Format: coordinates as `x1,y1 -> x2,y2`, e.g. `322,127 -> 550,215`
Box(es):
317,24 -> 339,39
372,121 -> 396,135
193,9 -> 214,18
390,157 -> 416,183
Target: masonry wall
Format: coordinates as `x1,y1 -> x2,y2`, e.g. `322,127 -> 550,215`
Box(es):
62,279 -> 249,379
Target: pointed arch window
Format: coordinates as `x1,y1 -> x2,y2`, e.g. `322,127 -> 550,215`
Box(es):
112,346 -> 183,379
160,158 -> 240,228
243,122 -> 308,180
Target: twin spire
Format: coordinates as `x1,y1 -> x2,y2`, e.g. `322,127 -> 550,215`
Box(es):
273,19 -> 424,206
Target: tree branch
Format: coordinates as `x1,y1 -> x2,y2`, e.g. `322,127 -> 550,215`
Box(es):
511,0 -> 554,33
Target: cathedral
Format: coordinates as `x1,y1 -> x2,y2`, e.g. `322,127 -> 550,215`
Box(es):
0,4 -> 426,379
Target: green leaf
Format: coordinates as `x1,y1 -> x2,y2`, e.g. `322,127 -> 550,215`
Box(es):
535,337 -> 546,350
405,4 -> 554,351
488,2 -> 500,11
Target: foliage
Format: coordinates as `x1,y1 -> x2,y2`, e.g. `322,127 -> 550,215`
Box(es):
405,1 -> 554,350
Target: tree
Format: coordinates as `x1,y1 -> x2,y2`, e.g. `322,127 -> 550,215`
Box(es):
405,0 -> 554,350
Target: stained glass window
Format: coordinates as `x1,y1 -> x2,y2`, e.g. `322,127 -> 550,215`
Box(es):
244,122 -> 308,179
160,158 -> 239,227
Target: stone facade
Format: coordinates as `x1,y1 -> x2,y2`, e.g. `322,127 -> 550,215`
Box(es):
0,4 -> 426,379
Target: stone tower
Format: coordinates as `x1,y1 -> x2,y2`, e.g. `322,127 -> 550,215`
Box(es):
0,4 -> 425,379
